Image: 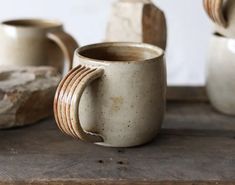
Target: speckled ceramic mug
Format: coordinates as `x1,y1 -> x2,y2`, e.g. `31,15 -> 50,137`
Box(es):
54,42 -> 166,147
0,19 -> 78,74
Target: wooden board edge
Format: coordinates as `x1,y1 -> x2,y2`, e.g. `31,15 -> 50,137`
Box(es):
1,180 -> 234,185
167,86 -> 208,102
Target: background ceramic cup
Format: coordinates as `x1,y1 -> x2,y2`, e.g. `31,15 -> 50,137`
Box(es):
0,19 -> 78,74
206,33 -> 235,115
203,0 -> 235,38
54,42 -> 166,147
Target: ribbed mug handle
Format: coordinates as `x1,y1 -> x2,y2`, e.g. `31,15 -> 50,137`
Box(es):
54,65 -> 104,143
203,0 -> 227,27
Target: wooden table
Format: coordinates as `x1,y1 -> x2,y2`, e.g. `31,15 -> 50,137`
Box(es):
0,87 -> 234,185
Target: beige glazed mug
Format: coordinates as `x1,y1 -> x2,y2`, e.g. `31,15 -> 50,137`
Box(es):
203,0 -> 235,38
54,42 -> 166,147
206,33 -> 235,115
0,19 -> 78,74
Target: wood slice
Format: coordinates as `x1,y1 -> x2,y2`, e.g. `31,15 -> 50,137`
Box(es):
0,66 -> 61,128
106,0 -> 167,49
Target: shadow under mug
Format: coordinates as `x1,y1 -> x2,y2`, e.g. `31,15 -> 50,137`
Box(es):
206,33 -> 235,115
54,42 -> 166,147
0,19 -> 78,74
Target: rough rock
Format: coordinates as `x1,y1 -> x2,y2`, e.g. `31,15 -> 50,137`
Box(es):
105,0 -> 167,49
0,66 -> 61,129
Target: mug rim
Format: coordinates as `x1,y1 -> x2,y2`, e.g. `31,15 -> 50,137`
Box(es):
76,42 -> 164,64
1,18 -> 63,29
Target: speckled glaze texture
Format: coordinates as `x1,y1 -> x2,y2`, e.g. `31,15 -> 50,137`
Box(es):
206,34 -> 235,115
0,19 -> 78,74
203,0 -> 235,38
54,42 -> 166,147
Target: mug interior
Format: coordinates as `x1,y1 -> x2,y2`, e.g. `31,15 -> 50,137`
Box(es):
2,19 -> 61,28
78,43 -> 163,62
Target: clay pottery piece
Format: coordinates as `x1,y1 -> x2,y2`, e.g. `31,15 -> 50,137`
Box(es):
0,19 -> 78,74
206,33 -> 235,115
54,42 -> 166,147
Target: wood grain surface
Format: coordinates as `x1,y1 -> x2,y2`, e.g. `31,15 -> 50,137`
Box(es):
0,97 -> 234,185
167,86 -> 208,102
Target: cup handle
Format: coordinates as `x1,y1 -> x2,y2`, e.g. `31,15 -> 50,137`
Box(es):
203,0 -> 227,27
54,65 -> 104,143
47,30 -> 79,73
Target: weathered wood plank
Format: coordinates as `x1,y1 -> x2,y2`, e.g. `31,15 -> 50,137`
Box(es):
1,180 -> 235,185
0,102 -> 234,185
167,86 -> 208,102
